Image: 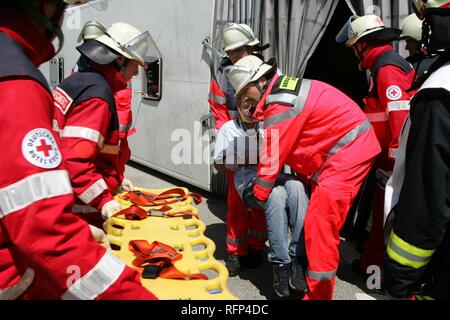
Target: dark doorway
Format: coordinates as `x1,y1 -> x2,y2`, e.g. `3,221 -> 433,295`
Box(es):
304,0 -> 368,108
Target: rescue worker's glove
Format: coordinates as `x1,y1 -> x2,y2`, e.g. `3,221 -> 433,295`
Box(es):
88,224 -> 111,249
101,199 -> 122,220
242,178 -> 265,210
121,178 -> 135,192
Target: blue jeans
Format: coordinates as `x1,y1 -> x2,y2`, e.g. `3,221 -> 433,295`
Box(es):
264,175 -> 309,264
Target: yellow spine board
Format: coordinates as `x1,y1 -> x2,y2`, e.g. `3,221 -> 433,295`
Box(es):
105,187 -> 237,300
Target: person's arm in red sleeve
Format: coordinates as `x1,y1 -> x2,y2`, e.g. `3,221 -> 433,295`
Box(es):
208,78 -> 231,130
59,97 -> 115,211
377,66 -> 413,163
117,138 -> 131,181
0,80 -> 156,300
253,103 -> 304,202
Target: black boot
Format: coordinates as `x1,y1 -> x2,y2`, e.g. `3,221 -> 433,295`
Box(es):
289,257 -> 308,293
273,263 -> 291,298
225,254 -> 240,277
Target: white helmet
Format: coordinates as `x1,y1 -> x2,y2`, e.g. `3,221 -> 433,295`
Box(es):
223,23 -> 261,52
224,55 -> 276,96
400,14 -> 422,41
78,22 -> 151,67
97,22 -> 150,67
336,14 -> 401,47
77,21 -> 106,43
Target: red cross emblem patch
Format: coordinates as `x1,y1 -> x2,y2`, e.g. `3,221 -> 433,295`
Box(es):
22,128 -> 62,169
386,85 -> 402,101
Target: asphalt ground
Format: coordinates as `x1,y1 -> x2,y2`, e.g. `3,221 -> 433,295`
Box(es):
125,162 -> 392,301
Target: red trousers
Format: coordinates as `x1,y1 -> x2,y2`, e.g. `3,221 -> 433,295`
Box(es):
225,171 -> 266,255
303,158 -> 374,300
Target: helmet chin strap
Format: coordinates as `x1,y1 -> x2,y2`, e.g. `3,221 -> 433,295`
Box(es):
114,58 -> 130,73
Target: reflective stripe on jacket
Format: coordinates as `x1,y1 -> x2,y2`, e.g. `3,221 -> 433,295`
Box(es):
253,74 -> 381,201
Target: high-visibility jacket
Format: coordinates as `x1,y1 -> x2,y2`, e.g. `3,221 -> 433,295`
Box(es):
0,9 -> 156,300
208,58 -> 266,255
384,55 -> 450,300
208,58 -> 239,130
253,74 -> 381,202
53,61 -> 125,214
361,44 -> 415,170
252,73 -> 380,299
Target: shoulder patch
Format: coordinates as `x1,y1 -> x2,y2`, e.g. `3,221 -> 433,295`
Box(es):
22,128 -> 62,169
386,85 -> 402,101
279,76 -> 300,91
53,87 -> 73,115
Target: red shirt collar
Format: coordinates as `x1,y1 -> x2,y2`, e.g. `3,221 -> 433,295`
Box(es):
0,5 -> 55,66
360,43 -> 394,70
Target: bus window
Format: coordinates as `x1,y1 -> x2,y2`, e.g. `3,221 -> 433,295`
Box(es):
143,57 -> 162,100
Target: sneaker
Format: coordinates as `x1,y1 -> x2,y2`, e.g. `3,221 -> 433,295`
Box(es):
289,257 -> 307,293
273,263 -> 291,298
241,249 -> 264,268
225,254 -> 240,277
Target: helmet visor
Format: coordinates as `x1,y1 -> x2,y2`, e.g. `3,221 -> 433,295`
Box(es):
122,31 -> 152,67
336,16 -> 358,43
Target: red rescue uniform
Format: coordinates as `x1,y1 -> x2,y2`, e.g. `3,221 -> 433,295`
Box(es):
0,5 -> 156,300
53,58 -> 126,225
208,60 -> 266,256
253,73 -> 381,299
115,83 -> 135,181
358,44 -> 415,272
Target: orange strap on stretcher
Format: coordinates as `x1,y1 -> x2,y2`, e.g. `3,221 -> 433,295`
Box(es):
129,240 -> 208,280
122,188 -> 203,207
113,205 -> 198,220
